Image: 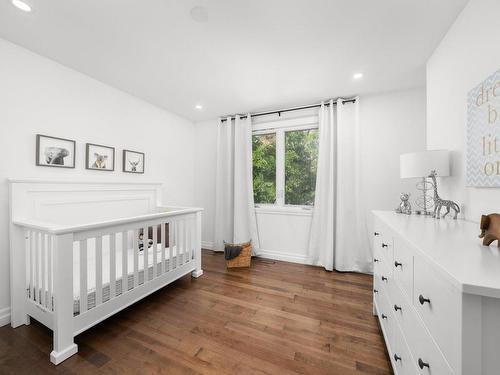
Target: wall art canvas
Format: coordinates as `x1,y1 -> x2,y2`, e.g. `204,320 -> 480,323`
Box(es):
123,149 -> 145,174
467,68 -> 500,186
36,134 -> 76,168
86,143 -> 115,171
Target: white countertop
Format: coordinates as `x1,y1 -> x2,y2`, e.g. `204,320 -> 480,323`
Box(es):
373,211 -> 500,299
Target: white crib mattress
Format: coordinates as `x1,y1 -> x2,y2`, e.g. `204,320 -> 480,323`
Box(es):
72,242 -> 181,315
73,241 -> 177,300
30,241 -> 183,315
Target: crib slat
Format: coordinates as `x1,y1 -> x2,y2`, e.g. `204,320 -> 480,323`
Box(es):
133,229 -> 139,288
28,231 -> 35,300
143,227 -> 149,283
183,218 -> 188,264
177,220 -> 182,268
34,232 -> 40,302
122,231 -> 128,294
47,235 -> 53,310
161,223 -> 166,274
168,221 -> 173,271
41,234 -> 46,307
110,233 -> 116,299
80,240 -> 88,314
187,216 -> 192,263
152,225 -> 158,278
96,236 -> 103,306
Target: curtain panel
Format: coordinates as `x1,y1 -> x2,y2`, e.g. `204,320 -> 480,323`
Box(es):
307,98 -> 372,272
213,115 -> 260,253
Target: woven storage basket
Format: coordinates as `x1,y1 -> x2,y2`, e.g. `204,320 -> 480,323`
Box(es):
226,242 -> 252,268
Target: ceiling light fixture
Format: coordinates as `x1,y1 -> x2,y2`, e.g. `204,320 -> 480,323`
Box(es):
353,72 -> 363,80
12,0 -> 31,12
195,104 -> 203,110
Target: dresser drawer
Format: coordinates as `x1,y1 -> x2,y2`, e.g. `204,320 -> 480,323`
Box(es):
376,285 -> 394,349
392,321 -> 418,375
393,237 -> 414,301
373,220 -> 394,273
414,256 -> 459,371
385,265 -> 453,375
405,303 -> 453,375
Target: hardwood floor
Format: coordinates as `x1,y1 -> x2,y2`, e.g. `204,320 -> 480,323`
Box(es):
0,250 -> 392,375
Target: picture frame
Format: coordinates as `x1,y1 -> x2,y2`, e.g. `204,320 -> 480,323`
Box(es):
36,134 -> 76,168
123,149 -> 145,174
85,143 -> 115,171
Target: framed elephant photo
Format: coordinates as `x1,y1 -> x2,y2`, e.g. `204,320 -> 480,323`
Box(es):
36,134 -> 76,168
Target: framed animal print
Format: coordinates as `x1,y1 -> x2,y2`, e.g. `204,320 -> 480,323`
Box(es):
36,134 -> 76,168
86,143 -> 115,171
123,149 -> 145,174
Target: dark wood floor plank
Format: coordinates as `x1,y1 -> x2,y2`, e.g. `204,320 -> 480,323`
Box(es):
0,250 -> 392,374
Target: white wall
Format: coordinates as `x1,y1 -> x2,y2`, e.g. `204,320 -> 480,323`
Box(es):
427,0 -> 500,222
0,39 -> 196,325
194,119 -> 217,249
194,87 -> 427,263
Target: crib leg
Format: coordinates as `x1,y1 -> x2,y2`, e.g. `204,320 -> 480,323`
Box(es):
50,233 -> 78,365
9,225 -> 30,328
191,211 -> 203,278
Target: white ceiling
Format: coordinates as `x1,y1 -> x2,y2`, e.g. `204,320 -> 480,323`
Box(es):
0,0 -> 468,122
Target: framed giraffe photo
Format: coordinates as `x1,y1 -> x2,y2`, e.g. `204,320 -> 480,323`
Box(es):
36,134 -> 76,168
122,149 -> 145,174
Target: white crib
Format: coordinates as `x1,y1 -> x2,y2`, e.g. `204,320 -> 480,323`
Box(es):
8,179 -> 203,365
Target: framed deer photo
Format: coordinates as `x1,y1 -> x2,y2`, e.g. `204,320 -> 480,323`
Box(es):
123,149 -> 145,174
86,143 -> 115,171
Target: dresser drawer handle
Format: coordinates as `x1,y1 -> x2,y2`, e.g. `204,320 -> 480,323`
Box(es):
382,243 -> 388,248
381,314 -> 387,320
394,354 -> 401,362
394,304 -> 402,312
374,232 -> 380,236
381,276 -> 388,282
419,294 -> 431,305
374,258 -> 379,263
373,289 -> 378,293
394,261 -> 402,268
418,358 -> 430,369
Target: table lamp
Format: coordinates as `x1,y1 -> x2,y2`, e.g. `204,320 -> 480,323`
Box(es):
400,150 -> 450,215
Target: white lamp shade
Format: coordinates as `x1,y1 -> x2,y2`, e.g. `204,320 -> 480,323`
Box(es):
400,150 -> 450,179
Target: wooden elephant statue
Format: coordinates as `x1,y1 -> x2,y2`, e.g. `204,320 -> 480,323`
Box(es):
479,214 -> 500,246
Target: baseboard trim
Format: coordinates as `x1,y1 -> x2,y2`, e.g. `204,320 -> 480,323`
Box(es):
256,249 -> 311,265
0,307 -> 11,327
201,240 -> 214,250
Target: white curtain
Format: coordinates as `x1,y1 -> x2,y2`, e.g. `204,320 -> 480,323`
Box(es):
213,115 -> 260,253
307,98 -> 372,272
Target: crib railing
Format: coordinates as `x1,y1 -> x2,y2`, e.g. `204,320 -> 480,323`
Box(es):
73,211 -> 197,316
11,207 -> 203,364
25,230 -> 54,312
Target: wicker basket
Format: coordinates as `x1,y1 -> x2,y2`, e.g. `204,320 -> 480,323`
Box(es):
226,242 -> 252,268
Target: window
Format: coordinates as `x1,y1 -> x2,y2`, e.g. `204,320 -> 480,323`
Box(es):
252,133 -> 276,204
285,129 -> 318,205
252,122 -> 319,207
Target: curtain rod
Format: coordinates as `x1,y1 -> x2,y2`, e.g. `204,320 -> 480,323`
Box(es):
220,97 -> 357,123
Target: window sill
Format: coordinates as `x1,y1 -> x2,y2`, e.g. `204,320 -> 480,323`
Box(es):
254,205 -> 314,217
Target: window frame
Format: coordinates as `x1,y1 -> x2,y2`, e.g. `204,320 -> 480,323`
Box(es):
252,117 -> 318,212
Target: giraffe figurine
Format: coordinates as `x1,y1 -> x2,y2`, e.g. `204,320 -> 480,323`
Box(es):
428,170 -> 460,219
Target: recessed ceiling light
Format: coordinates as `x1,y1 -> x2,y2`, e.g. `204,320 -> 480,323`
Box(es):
12,0 -> 31,12
195,104 -> 203,110
190,6 -> 208,23
353,72 -> 363,80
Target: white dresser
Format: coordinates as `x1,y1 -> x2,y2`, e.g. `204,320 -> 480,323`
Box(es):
372,211 -> 500,375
